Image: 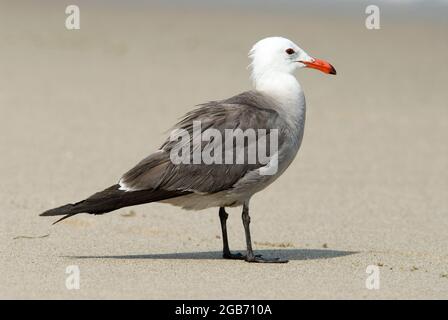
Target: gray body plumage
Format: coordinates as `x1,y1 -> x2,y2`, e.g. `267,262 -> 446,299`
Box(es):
41,90 -> 305,219
120,90 -> 305,210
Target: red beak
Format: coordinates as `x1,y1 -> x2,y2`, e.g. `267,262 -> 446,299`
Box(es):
301,58 -> 336,75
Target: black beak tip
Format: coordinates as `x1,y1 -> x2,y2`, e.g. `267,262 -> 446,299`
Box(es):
329,65 -> 337,75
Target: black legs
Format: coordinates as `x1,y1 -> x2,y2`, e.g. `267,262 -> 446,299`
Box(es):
241,201 -> 288,263
218,204 -> 288,263
241,202 -> 255,260
219,207 -> 244,260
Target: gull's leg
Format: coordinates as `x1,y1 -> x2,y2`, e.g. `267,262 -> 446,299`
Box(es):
219,207 -> 244,260
242,201 -> 289,263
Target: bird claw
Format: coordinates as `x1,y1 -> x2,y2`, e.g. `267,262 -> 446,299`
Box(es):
223,251 -> 287,263
223,252 -> 245,260
245,255 -> 289,263
223,252 -> 264,260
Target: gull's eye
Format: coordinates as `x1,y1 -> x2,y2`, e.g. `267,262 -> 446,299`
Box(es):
285,48 -> 295,55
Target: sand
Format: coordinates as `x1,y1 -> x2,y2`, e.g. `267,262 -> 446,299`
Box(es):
1,1 -> 448,299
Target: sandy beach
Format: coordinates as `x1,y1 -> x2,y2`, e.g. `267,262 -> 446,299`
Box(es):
1,1 -> 448,299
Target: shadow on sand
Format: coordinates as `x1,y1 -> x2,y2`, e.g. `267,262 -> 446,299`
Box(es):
69,248 -> 357,261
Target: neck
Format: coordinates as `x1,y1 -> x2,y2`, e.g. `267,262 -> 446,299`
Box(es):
253,71 -> 305,125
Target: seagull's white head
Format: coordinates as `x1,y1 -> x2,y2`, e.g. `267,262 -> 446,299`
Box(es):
249,37 -> 336,85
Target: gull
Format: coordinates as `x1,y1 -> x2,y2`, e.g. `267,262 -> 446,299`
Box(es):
41,37 -> 336,263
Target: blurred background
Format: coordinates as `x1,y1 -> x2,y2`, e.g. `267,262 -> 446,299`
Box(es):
0,0 -> 447,299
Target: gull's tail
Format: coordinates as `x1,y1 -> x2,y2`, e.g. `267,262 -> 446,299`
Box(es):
40,184 -> 187,224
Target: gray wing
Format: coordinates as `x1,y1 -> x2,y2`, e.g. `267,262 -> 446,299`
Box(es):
119,91 -> 287,194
